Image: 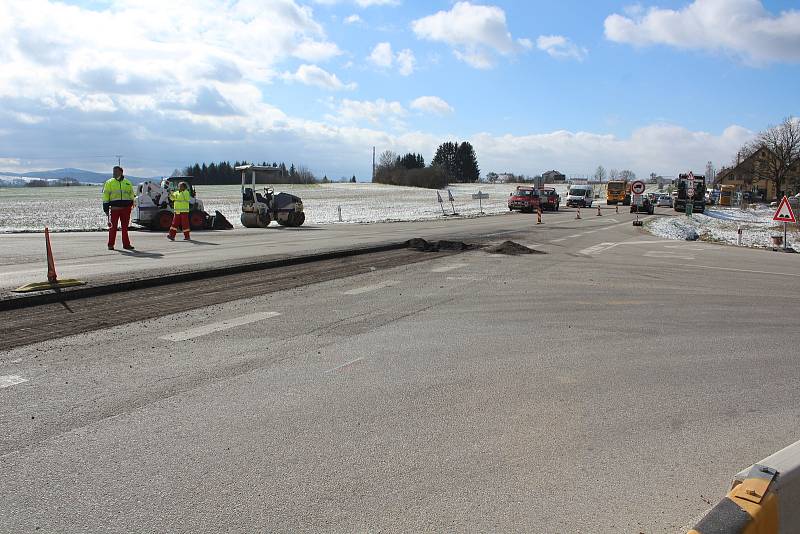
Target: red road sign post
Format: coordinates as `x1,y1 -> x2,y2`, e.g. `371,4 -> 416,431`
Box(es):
631,180 -> 645,195
773,196 -> 797,251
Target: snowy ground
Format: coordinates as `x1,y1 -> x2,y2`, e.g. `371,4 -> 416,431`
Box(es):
647,205 -> 800,252
0,182 -> 572,233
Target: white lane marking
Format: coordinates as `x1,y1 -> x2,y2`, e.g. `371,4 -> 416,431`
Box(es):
342,280 -> 399,295
9,359 -> 22,364
678,264 -> 800,278
446,276 -> 483,281
578,242 -> 619,255
567,234 -> 583,238
550,238 -> 566,243
159,312 -> 281,341
324,357 -> 364,374
431,263 -> 467,273
644,251 -> 695,260
0,375 -> 28,389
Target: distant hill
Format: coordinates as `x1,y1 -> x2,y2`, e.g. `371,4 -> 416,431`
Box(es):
0,168 -> 151,184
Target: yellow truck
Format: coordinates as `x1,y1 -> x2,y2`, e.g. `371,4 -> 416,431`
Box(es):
719,184 -> 735,206
606,180 -> 631,205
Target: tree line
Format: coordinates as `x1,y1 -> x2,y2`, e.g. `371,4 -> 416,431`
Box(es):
183,161 -> 320,185
374,141 -> 480,189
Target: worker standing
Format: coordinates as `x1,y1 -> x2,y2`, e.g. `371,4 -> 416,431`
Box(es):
102,166 -> 135,250
168,182 -> 191,241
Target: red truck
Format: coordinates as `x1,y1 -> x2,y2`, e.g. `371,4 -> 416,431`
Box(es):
508,186 -> 540,213
539,187 -> 560,211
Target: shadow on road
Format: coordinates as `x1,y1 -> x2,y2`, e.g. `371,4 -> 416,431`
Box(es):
116,250 -> 165,258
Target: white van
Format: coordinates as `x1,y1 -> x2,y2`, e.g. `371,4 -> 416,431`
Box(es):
566,185 -> 593,208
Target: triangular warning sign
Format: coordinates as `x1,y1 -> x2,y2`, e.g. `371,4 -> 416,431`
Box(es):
773,196 -> 796,223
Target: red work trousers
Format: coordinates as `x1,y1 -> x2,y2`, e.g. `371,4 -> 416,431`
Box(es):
169,212 -> 190,239
108,207 -> 132,248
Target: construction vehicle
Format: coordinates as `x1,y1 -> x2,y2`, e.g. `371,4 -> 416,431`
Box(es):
237,165 -> 305,228
674,173 -> 706,213
606,180 -> 631,205
133,176 -> 221,231
719,184 -> 735,206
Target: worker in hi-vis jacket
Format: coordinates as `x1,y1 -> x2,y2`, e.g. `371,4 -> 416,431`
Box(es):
167,182 -> 191,241
102,166 -> 135,250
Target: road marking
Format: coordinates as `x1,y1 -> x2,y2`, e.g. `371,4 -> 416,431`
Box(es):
578,242 -> 619,255
644,251 -> 695,260
550,238 -> 566,243
324,357 -> 364,374
0,375 -> 28,389
342,280 -> 399,295
159,312 -> 281,341
678,264 -> 800,278
431,263 -> 467,273
446,276 -> 483,281
567,234 -> 583,238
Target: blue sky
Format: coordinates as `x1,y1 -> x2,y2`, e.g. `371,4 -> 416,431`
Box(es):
0,0 -> 798,179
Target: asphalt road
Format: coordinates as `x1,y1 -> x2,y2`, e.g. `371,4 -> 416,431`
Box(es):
0,206 -> 624,295
2,208 -> 799,532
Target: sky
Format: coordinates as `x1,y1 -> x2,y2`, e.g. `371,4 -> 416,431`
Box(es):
0,0 -> 798,180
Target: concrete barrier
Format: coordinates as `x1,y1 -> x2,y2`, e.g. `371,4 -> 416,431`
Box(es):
688,439 -> 800,533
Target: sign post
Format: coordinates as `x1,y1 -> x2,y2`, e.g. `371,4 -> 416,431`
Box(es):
447,189 -> 458,215
436,190 -> 447,216
472,190 -> 489,214
773,196 -> 797,251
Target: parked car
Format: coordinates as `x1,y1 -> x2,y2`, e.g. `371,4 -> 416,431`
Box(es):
539,187 -> 560,211
507,186 -> 540,213
565,185 -> 593,208
656,194 -> 672,207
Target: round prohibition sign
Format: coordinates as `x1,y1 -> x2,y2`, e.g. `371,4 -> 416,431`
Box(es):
631,180 -> 646,195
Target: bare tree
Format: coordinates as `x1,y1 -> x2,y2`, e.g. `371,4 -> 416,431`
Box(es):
619,169 -> 636,181
704,161 -> 716,183
752,116 -> 800,198
593,165 -> 606,183
608,168 -> 619,180
377,150 -> 398,170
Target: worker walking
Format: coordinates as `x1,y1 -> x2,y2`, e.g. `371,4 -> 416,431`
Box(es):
168,182 -> 191,241
102,166 -> 135,250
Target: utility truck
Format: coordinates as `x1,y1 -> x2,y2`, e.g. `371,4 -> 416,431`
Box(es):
674,173 -> 706,213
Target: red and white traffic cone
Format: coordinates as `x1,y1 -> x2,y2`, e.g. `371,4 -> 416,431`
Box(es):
536,207 -> 543,225
576,207 -> 581,220
615,204 -> 619,214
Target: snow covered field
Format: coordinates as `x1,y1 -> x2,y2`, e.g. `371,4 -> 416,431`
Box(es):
0,182 -> 571,233
647,206 -> 800,252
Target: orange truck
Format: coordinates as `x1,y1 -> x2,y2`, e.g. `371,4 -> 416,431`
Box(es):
606,180 -> 631,205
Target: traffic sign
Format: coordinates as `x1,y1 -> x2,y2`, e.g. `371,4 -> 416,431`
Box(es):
631,180 -> 646,195
632,193 -> 643,206
471,191 -> 489,199
688,188 -> 695,197
773,196 -> 797,223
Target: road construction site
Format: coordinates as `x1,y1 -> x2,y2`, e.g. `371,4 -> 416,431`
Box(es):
2,207 -> 800,532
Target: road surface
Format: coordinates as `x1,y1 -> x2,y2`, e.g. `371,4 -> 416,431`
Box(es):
2,207 -> 799,532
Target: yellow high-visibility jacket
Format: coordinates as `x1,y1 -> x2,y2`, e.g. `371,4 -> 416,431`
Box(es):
171,190 -> 191,213
102,177 -> 134,208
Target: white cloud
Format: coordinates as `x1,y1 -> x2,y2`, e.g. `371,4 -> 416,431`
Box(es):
314,0 -> 399,6
411,1 -> 529,68
471,124 -> 754,179
368,42 -> 394,68
283,64 -> 357,91
604,0 -> 800,64
368,42 -> 415,75
396,49 -> 416,76
410,96 -> 453,115
292,39 -> 342,62
344,14 -> 362,24
327,98 -> 406,126
536,35 -> 588,61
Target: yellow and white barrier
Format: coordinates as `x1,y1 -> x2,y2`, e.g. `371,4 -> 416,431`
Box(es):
689,439 -> 800,533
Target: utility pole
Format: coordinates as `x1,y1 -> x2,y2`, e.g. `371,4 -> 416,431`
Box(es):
114,155 -> 123,166
372,146 -> 376,182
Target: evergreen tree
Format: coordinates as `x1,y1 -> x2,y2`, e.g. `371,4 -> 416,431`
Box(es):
431,141 -> 458,182
455,142 -> 480,182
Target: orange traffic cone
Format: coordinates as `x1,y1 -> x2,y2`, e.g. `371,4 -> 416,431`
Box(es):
576,207 -> 581,220
597,205 -> 602,217
13,227 -> 86,292
536,207 -> 543,225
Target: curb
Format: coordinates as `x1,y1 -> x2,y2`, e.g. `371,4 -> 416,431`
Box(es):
0,241 -> 407,312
